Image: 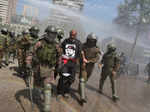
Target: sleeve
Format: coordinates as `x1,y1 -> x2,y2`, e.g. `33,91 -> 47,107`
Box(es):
78,40 -> 83,58
61,39 -> 66,51
101,53 -> 106,64
113,55 -> 120,71
3,36 -> 7,48
89,47 -> 101,63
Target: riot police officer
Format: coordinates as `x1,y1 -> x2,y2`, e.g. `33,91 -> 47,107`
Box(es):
56,28 -> 64,43
2,28 -> 10,66
0,28 -> 8,68
16,29 -> 30,75
99,43 -> 120,101
9,30 -> 17,62
54,28 -> 65,79
79,33 -> 101,103
29,25 -> 58,112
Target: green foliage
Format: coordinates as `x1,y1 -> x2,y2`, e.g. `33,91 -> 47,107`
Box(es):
117,0 -> 150,26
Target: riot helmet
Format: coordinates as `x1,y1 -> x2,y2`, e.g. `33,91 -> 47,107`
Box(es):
17,32 -> 22,37
1,28 -> 8,35
9,30 -> 15,38
120,52 -> 125,57
22,29 -> 29,35
107,43 -> 116,52
44,25 -> 57,43
57,28 -> 64,41
86,33 -> 97,47
45,25 -> 57,33
29,26 -> 39,38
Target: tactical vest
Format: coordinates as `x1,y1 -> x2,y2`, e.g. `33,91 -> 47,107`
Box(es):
0,34 -> 7,49
102,52 -> 118,68
6,35 -> 10,48
36,40 -> 57,67
18,35 -> 37,50
0,34 -> 5,49
84,46 -> 99,60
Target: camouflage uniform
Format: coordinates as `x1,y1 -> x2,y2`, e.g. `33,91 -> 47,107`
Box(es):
16,30 -> 31,74
99,44 -> 120,100
0,33 -> 7,67
0,28 -> 10,67
8,31 -> 17,62
4,31 -> 10,65
16,33 -> 23,69
31,25 -> 58,112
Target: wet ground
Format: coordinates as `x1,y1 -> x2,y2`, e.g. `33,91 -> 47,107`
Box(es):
0,61 -> 150,112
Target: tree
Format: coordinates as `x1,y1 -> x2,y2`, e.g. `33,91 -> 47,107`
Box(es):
115,0 -> 150,62
116,0 -> 150,26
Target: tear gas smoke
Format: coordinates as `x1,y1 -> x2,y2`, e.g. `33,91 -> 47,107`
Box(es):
24,0 -> 150,49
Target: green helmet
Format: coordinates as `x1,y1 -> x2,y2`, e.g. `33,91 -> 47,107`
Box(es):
29,26 -> 39,38
17,32 -> 22,37
9,30 -> 15,38
87,33 -> 97,40
45,25 -> 57,33
57,28 -> 64,40
86,33 -> 97,47
22,29 -> 29,35
107,43 -> 116,51
29,26 -> 39,33
1,28 -> 8,35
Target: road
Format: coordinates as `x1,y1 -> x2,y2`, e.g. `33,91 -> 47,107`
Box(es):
0,61 -> 150,112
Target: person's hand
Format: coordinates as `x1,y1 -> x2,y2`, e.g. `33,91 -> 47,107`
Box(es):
26,55 -> 32,65
83,58 -> 89,63
35,41 -> 41,50
98,64 -> 102,69
112,70 -> 117,76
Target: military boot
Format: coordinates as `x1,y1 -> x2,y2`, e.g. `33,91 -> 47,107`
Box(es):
79,78 -> 87,103
43,83 -> 51,112
112,94 -> 119,101
99,89 -> 103,94
99,84 -> 103,94
0,63 -> 2,69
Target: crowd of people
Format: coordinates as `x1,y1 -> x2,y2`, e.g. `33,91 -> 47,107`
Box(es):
0,25 -> 123,112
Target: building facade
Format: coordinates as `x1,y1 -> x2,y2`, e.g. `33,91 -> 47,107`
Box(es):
47,0 -> 85,39
0,0 -> 9,23
22,5 -> 39,25
0,0 -> 18,23
8,0 -> 18,23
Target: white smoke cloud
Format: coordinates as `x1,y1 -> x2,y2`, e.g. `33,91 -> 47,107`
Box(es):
19,0 -> 150,48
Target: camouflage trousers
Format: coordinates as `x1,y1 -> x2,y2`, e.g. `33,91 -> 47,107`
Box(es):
9,45 -> 16,61
17,48 -> 26,70
99,67 -> 117,95
32,64 -> 55,112
0,48 -> 4,67
4,49 -> 9,64
33,65 -> 55,88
